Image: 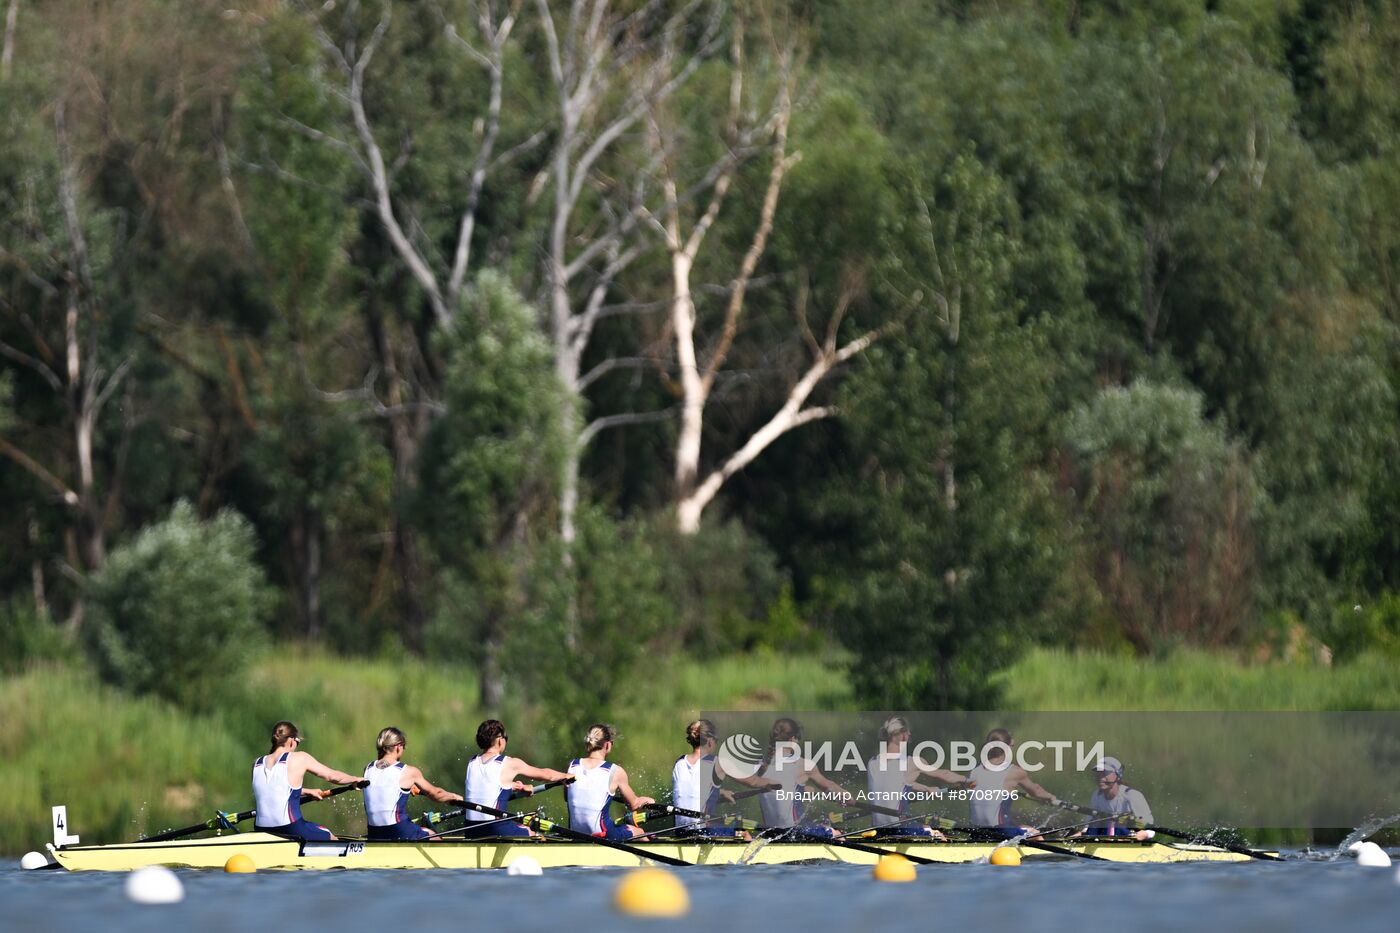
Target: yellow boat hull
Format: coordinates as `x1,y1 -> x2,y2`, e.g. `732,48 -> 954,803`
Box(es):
49,832 -> 1274,871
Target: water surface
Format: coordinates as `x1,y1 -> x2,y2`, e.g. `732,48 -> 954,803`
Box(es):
7,854 -> 1398,933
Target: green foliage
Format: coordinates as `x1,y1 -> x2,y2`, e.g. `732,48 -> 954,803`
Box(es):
1324,594 -> 1400,663
648,518 -> 792,653
0,599 -> 77,673
1067,382 -> 1261,651
83,502 -> 273,708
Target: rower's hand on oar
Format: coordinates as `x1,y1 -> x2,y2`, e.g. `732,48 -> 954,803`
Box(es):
719,789 -> 737,804
301,788 -> 332,801
635,796 -> 656,808
511,781 -> 532,794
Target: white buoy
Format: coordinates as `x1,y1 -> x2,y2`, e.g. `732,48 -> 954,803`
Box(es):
125,866 -> 185,904
20,851 -> 49,870
506,855 -> 543,876
1355,842 -> 1391,868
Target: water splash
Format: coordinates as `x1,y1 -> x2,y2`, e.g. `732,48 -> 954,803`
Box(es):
1333,813 -> 1400,859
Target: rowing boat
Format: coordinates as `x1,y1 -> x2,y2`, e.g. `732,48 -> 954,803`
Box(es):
47,831 -> 1275,871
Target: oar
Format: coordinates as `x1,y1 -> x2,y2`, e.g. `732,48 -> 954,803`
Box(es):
140,781 -> 368,843
644,802 -> 758,831
453,799 -> 691,867
1050,799 -> 1281,861
416,776 -> 575,829
834,797 -> 1107,861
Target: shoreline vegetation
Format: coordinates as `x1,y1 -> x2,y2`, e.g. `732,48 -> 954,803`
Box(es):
5,647 -> 1396,856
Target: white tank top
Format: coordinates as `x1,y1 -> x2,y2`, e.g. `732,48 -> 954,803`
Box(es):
362,761 -> 410,827
566,758 -> 616,834
671,754 -> 718,827
757,750 -> 806,828
866,752 -> 915,827
967,762 -> 1015,826
252,752 -> 301,828
464,754 -> 510,822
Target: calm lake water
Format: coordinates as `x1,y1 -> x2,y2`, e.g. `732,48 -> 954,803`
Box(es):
7,853 -> 1398,933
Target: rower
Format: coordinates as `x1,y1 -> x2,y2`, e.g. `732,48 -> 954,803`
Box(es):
756,717 -> 852,839
865,715 -> 972,838
252,720 -> 363,841
463,719 -> 571,838
966,728 -> 1058,836
363,727 -> 465,841
565,724 -> 654,839
670,719 -> 771,838
1082,756 -> 1153,841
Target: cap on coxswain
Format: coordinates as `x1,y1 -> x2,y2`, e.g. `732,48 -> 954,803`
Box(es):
1095,756 -> 1124,776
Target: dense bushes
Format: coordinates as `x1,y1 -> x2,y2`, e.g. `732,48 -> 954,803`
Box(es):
83,502 -> 273,708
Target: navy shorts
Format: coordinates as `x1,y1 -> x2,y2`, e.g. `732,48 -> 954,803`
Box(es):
261,819 -> 334,842
367,820 -> 431,841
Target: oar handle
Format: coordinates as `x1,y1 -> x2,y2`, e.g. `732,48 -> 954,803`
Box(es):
508,776 -> 576,800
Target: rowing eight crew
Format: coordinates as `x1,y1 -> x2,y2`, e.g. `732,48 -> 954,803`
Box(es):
252,718 -> 1154,842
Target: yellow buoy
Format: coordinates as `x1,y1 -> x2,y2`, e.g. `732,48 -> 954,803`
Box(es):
873,854 -> 917,882
989,846 -> 1022,866
224,854 -> 257,873
613,867 -> 690,918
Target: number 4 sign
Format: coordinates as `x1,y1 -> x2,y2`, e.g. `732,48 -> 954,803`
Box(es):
51,806 -> 80,847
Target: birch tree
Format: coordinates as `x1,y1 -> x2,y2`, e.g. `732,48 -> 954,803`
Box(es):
533,0 -> 722,546
641,19 -> 895,533
0,98 -> 135,623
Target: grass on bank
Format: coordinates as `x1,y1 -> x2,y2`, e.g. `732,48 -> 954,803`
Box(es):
4,646 -> 1396,854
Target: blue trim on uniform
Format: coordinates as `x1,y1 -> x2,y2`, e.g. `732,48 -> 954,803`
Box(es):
602,823 -> 634,841
873,824 -> 938,838
286,788 -> 304,823
462,819 -> 532,839
367,819 -> 431,841
264,818 -> 334,842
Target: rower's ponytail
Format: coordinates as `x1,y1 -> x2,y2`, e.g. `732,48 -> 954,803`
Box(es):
376,726 -> 406,758
685,719 -> 716,749
585,723 -> 618,752
269,721 -> 302,754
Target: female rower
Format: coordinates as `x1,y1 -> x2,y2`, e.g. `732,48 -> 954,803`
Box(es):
670,719 -> 771,838
363,727 -> 465,841
463,719 -> 571,838
756,717 -> 852,838
865,715 -> 972,838
566,724 -> 654,839
966,727 -> 1059,836
252,720 -> 364,841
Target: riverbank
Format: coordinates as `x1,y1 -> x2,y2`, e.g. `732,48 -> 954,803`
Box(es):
5,647 -> 1396,854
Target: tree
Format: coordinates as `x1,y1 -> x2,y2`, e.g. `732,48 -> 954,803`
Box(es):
84,501 -> 272,708
1067,382 -> 1260,651
415,273 -> 568,704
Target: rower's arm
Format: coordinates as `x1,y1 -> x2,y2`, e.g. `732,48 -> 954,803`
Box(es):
405,766 -> 466,805
1012,770 -> 1058,804
292,753 -> 365,795
805,767 -> 853,801
508,759 -> 571,784
915,766 -> 972,785
610,765 -> 654,810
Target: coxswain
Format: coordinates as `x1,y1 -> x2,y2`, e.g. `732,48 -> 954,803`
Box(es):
1080,756 -> 1153,840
